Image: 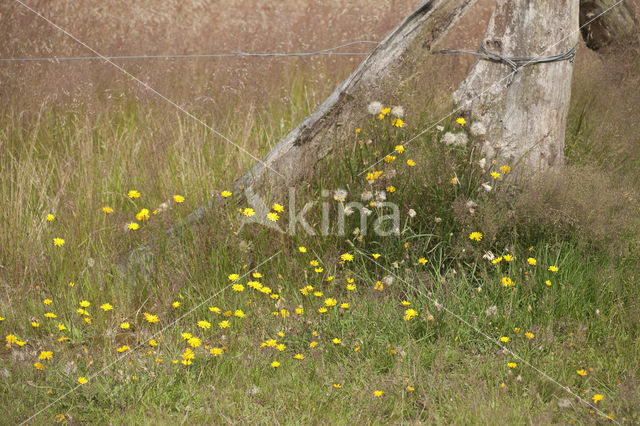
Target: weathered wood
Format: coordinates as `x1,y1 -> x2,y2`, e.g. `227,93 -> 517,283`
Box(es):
120,0 -> 479,275
454,0 -> 580,173
233,0 -> 479,195
580,0 -> 638,51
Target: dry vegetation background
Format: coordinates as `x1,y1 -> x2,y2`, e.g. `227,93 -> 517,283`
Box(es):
1,1 -> 640,422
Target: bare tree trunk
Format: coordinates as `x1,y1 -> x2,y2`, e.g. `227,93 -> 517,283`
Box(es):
454,0 -> 580,173
234,0 -> 478,195
580,0 -> 639,51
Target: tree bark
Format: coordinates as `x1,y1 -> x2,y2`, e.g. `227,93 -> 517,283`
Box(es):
580,0 -> 639,51
233,0 -> 478,195
454,0 -> 580,173
120,0 -> 479,275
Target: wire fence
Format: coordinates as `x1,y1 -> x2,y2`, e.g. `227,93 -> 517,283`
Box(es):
0,40 -> 379,63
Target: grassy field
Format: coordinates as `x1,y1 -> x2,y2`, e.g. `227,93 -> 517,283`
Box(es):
1,1 -> 640,424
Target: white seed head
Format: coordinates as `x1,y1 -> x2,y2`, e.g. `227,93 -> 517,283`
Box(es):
470,122 -> 487,137
367,101 -> 383,115
390,105 -> 405,118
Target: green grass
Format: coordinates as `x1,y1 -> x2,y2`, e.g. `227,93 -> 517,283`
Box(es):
1,64 -> 640,426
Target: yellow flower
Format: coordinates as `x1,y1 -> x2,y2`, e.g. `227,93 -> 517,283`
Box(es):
525,332 -> 534,339
372,253 -> 381,259
545,280 -> 552,286
450,176 -> 459,185
172,301 -> 180,308
333,383 -> 342,389
332,338 -> 341,345
173,195 -> 185,203
34,362 -> 44,370
57,323 -> 66,331
407,386 -> 415,392
298,246 -> 307,253
469,232 -> 482,242
117,345 -> 130,352
592,394 -> 603,403
221,190 -> 232,198
79,300 -> 90,308
355,128 -> 361,134
381,107 -> 391,116
340,303 -> 349,309
507,362 -> 517,368
386,185 -> 396,193
271,361 -> 280,368
46,214 -> 55,222
102,206 -> 114,213
136,209 -> 150,221
187,337 -> 202,348
209,306 -> 221,313
384,155 -> 396,163
500,336 -> 510,343
219,320 -> 230,328
548,265 -> 559,272
127,222 -> 139,230
309,341 -> 318,348
577,369 -> 588,376
127,190 -> 141,198
340,253 -> 354,262
406,159 -> 416,167
267,212 -> 279,222
149,339 -> 158,347
100,303 -> 113,311
272,203 -> 284,213
499,165 -> 511,174
374,390 -> 384,397
392,118 -> 405,128
228,274 -> 240,281
232,284 -> 245,292
31,321 -> 40,328
53,238 -> 65,247
527,258 -> 536,265
504,254 -> 514,262
120,322 -> 130,329
418,257 -> 428,265
501,277 -> 515,287
78,377 -> 88,384
404,309 -> 418,321
143,313 -> 159,323
491,172 -> 501,179
346,284 -> 356,291
198,320 -> 211,329
210,347 -> 223,356
395,144 -> 405,154
456,117 -> 466,126
374,281 -> 383,291
242,208 -> 255,217
44,312 -> 57,318
39,350 -> 53,360
324,298 -> 337,307
234,309 -> 246,318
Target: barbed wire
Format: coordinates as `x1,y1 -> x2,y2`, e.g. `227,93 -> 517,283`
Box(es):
0,40 -> 379,63
436,41 -> 578,85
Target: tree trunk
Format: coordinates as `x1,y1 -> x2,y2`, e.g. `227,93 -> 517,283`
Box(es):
580,0 -> 639,51
233,0 -> 478,195
121,0 -> 479,275
453,0 -> 580,173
